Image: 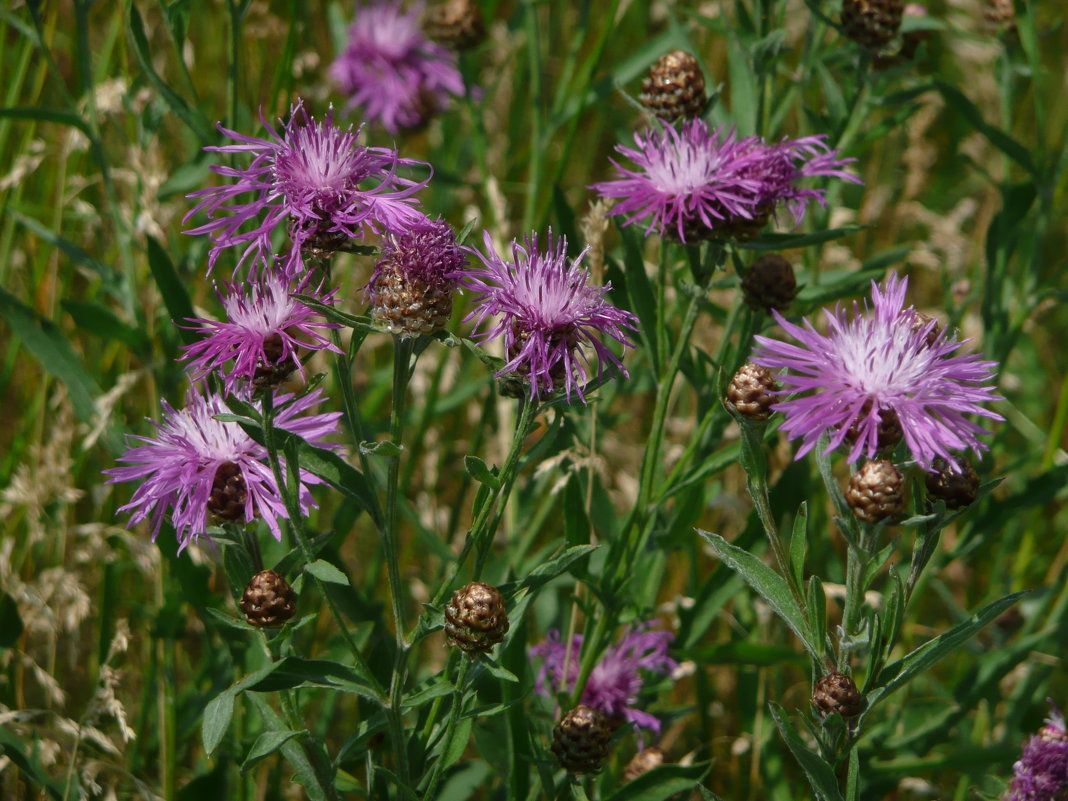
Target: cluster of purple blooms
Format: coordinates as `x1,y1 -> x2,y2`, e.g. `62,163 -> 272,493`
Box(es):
592,118 -> 861,243
753,273 -> 1003,472
1004,702 -> 1068,801
530,624 -> 678,737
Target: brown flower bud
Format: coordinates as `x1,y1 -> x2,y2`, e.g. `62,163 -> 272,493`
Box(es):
444,581 -> 509,654
727,362 -> 779,421
844,402 -> 903,452
841,0 -> 904,49
812,671 -> 864,718
742,254 -> 798,312
207,461 -> 248,522
240,569 -> 297,628
846,460 -> 906,524
639,50 -> 708,122
924,457 -> 980,510
551,705 -> 612,775
423,0 -> 485,50
623,747 -> 664,781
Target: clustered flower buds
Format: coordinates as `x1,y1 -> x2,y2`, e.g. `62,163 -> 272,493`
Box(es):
639,50 -> 708,122
841,0 -> 905,49
444,581 -> 509,654
727,363 -> 780,421
623,747 -> 665,781
846,460 -> 906,523
551,705 -> 612,775
925,457 -> 980,509
812,671 -> 864,719
742,253 -> 798,312
241,569 -> 298,628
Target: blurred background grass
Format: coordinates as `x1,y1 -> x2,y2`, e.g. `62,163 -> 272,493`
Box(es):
1,0 -> 1066,798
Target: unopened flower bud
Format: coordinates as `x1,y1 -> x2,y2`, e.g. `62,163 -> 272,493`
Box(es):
623,747 -> 664,781
727,363 -> 779,421
241,569 -> 297,628
639,50 -> 708,122
207,461 -> 248,522
444,581 -> 509,654
841,0 -> 904,49
846,460 -> 906,523
924,457 -> 980,509
551,705 -> 612,775
812,671 -> 864,718
742,254 -> 798,312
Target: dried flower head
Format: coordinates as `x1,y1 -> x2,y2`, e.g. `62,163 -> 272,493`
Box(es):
461,230 -> 638,402
752,274 -> 1003,471
330,0 -> 465,133
531,623 -> 677,735
181,263 -> 341,393
591,119 -> 859,243
368,217 -> 467,336
106,389 -> 340,549
551,705 -> 612,775
639,50 -> 707,122
1004,701 -> 1068,801
185,100 -> 430,272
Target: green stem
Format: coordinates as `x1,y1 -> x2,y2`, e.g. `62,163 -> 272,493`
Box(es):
422,657 -> 472,800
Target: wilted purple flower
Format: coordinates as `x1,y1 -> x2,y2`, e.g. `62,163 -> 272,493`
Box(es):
1004,701 -> 1068,801
531,624 -> 677,735
590,120 -> 766,243
330,1 -> 465,133
752,274 -> 1003,471
180,262 -> 342,393
461,230 -> 638,402
591,119 -> 859,243
106,389 -> 340,550
367,217 -> 467,335
185,100 -> 430,272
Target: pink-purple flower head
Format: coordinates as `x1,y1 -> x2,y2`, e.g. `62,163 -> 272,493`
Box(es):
105,388 -> 341,550
185,100 -> 430,273
460,230 -> 638,403
591,119 -> 859,243
530,624 -> 677,736
330,0 -> 465,133
752,274 -> 1003,472
1004,700 -> 1068,801
180,261 -> 342,394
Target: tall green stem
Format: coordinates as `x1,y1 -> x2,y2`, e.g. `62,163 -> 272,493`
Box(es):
422,657 -> 471,800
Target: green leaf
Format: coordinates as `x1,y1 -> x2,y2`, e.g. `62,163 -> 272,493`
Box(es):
245,693 -> 329,801
614,224 -> 659,372
0,286 -> 100,424
241,729 -> 306,773
62,300 -> 147,352
0,592 -> 24,649
696,530 -> 819,661
244,656 -> 382,703
499,545 -> 599,597
846,747 -> 860,801
11,210 -> 123,296
305,559 -> 350,586
769,704 -> 844,801
202,691 -> 236,756
935,81 -> 1035,174
481,659 -> 519,683
866,591 -> 1028,711
807,576 -> 827,661
127,4 -> 213,142
203,607 -> 257,632
441,714 -> 474,771
464,455 -> 501,489
0,727 -> 65,800
402,678 -> 455,710
742,227 -> 863,252
359,439 -> 403,457
790,503 -> 808,591
146,235 -> 197,345
603,762 -> 712,801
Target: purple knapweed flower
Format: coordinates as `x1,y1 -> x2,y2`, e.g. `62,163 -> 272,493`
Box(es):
367,217 -> 467,335
1004,701 -> 1068,801
330,1 -> 465,133
185,100 -> 430,272
180,262 -> 342,394
590,120 -> 767,243
106,388 -> 340,550
591,119 -> 859,243
530,624 -> 677,735
752,274 -> 1003,471
460,230 -> 638,402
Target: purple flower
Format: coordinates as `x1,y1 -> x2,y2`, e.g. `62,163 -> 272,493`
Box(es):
590,120 -> 766,243
460,230 -> 638,402
1004,701 -> 1068,801
752,274 -> 1003,471
591,120 -> 859,243
367,218 -> 468,335
180,262 -> 342,394
106,388 -> 340,549
530,624 -> 677,735
185,100 -> 430,272
330,1 -> 465,133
